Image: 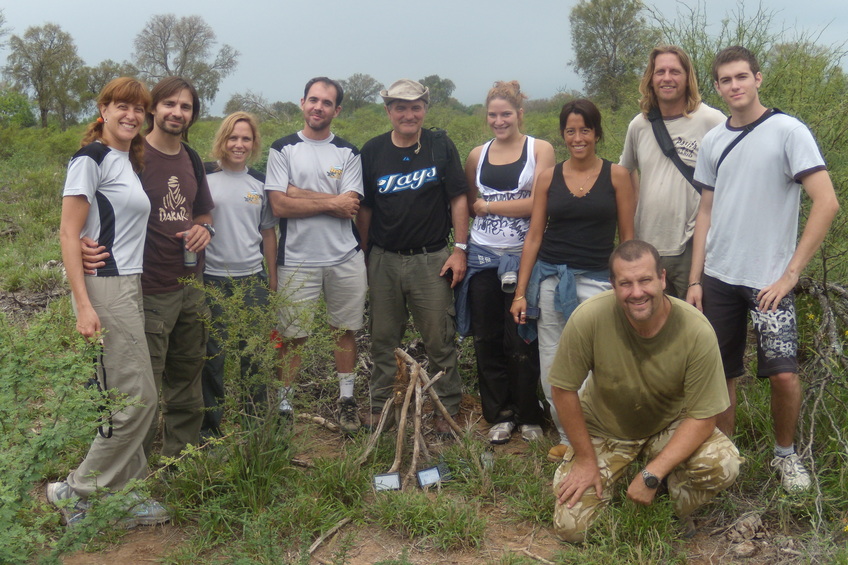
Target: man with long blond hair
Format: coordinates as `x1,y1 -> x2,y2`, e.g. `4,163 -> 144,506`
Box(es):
620,45 -> 725,298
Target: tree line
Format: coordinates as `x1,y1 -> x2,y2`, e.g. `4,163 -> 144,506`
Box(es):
1,1 -> 845,133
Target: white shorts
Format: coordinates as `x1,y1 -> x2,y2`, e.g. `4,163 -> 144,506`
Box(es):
276,251 -> 366,338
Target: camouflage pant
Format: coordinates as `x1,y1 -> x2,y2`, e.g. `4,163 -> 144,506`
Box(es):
552,419 -> 742,543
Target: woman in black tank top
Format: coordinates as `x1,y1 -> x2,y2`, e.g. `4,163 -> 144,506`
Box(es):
510,99 -> 635,461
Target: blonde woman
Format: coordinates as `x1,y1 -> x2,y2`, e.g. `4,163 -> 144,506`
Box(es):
200,112 -> 277,437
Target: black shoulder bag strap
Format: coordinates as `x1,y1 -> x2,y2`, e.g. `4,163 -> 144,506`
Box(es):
715,108 -> 783,173
181,141 -> 206,187
647,107 -> 696,188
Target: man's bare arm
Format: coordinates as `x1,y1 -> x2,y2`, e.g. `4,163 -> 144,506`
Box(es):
757,169 -> 839,311
268,190 -> 359,219
626,416 -> 716,506
552,386 -> 603,508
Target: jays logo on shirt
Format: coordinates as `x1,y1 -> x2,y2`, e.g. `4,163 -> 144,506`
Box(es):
377,166 -> 437,194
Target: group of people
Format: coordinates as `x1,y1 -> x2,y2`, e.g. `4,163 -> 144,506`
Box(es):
53,42 -> 837,542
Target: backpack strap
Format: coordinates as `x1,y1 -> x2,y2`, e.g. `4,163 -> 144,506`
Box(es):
715,108 -> 784,173
647,106 -> 697,190
181,141 -> 205,187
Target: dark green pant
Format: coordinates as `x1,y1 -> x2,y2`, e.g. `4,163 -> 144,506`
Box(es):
142,285 -> 209,458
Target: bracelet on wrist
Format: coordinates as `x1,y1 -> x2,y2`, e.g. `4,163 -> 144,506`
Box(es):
512,295 -> 525,302
486,201 -> 491,214
688,281 -> 702,288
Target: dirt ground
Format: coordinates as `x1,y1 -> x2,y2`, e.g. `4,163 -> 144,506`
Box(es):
58,398 -> 799,565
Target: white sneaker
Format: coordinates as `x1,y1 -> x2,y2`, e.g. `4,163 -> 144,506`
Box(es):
519,424 -> 544,442
770,453 -> 812,492
124,494 -> 170,528
488,421 -> 515,444
46,481 -> 88,526
278,387 -> 293,416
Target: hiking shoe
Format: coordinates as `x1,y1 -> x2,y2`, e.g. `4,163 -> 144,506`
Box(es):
547,443 -> 569,463
124,495 -> 170,528
46,481 -> 88,526
337,397 -> 361,435
488,421 -> 515,444
520,424 -> 544,442
771,453 -> 812,492
364,407 -> 397,432
677,515 -> 698,539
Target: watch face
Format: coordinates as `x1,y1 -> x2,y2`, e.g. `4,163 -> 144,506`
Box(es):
643,471 -> 660,489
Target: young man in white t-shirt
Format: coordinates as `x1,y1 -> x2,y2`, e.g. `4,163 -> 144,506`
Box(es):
687,46 -> 839,492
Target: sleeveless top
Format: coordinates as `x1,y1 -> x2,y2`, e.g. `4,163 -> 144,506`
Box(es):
470,136 -> 537,249
538,159 -> 617,271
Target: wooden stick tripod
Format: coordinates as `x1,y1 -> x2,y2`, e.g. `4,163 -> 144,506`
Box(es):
356,348 -> 462,488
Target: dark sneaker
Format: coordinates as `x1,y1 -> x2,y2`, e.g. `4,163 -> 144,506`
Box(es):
46,481 -> 88,526
678,515 -> 698,539
337,397 -> 361,435
433,412 -> 457,439
364,407 -> 397,432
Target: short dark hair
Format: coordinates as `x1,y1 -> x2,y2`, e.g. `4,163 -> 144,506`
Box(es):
712,46 -> 760,82
303,77 -> 344,107
146,76 -> 201,141
609,240 -> 662,279
559,99 -> 603,141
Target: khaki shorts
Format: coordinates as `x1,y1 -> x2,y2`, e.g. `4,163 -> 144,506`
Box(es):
276,250 -> 366,338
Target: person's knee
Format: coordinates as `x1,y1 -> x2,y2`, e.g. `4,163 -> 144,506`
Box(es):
553,504 -> 591,543
769,371 -> 799,391
554,523 -> 588,544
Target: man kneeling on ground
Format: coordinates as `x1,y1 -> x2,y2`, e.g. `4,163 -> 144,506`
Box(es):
549,240 -> 742,542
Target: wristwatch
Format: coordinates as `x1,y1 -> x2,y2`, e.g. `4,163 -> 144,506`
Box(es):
641,469 -> 660,489
201,223 -> 216,238
454,242 -> 468,252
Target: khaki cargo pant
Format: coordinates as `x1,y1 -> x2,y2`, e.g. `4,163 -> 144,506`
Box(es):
553,419 -> 742,543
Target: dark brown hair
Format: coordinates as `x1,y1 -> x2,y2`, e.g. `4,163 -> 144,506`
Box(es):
712,46 -> 760,82
145,76 -> 201,141
559,99 -> 603,141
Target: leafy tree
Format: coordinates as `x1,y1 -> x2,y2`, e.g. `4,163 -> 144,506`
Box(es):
418,74 -> 456,106
339,73 -> 383,112
0,88 -> 36,127
0,9 -> 9,49
4,23 -> 85,128
224,90 -> 299,122
132,14 -> 239,108
569,0 -> 660,110
83,59 -> 138,99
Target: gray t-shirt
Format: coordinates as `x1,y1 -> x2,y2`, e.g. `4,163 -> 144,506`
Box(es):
265,131 -> 363,267
204,164 -> 276,277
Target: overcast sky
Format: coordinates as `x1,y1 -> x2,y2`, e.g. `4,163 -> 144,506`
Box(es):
1,0 -> 844,115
